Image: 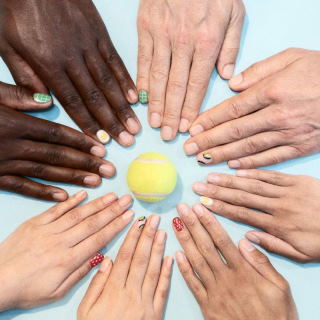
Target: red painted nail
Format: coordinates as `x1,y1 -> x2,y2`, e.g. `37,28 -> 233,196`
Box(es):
173,217 -> 184,232
89,252 -> 104,268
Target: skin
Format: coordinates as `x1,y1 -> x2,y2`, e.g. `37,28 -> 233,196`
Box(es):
185,48 -> 320,167
173,203 -> 298,320
78,215 -> 172,320
0,0 -> 141,146
0,191 -> 135,311
193,169 -> 320,263
137,0 -> 245,140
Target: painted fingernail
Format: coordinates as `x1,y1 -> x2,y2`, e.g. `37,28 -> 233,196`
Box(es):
156,230 -> 167,244
161,126 -> 173,141
241,239 -> 256,252
119,195 -> 132,207
102,193 -> 117,205
138,216 -> 146,230
90,252 -> 104,268
229,160 -> 241,168
127,89 -> 138,103
200,196 -> 214,206
150,112 -> 162,128
126,118 -> 141,134
179,119 -> 190,132
119,131 -> 135,146
33,93 -> 52,104
173,217 -> 184,232
90,145 -> 106,157
193,182 -> 207,193
223,64 -> 235,79
139,90 -> 148,104
96,130 -> 111,144
229,73 -> 243,87
83,175 -> 101,187
52,192 -> 68,201
150,214 -> 160,229
99,164 -> 115,177
198,153 -> 212,165
236,170 -> 248,177
189,124 -> 204,136
123,210 -> 134,220
99,258 -> 111,273
184,142 -> 199,155
246,232 -> 261,244
176,251 -> 186,263
207,174 -> 221,184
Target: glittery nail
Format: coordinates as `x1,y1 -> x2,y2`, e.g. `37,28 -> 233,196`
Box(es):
89,252 -> 104,268
173,217 -> 184,232
139,90 -> 148,104
200,196 -> 214,206
33,93 -> 52,104
138,216 -> 146,230
96,130 -> 110,144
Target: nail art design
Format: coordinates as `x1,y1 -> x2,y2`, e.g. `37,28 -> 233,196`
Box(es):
97,130 -> 110,144
203,153 -> 212,160
198,153 -> 212,165
138,216 -> 146,230
33,93 -> 51,104
173,217 -> 184,232
200,196 -> 214,206
139,90 -> 148,104
89,252 -> 104,268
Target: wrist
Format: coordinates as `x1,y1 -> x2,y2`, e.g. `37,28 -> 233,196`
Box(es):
0,265 -> 18,311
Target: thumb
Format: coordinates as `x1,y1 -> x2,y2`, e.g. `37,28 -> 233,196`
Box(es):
238,239 -> 289,291
229,48 -> 306,91
0,81 -> 52,110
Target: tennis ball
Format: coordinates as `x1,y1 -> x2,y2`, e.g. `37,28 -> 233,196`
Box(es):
127,152 -> 177,202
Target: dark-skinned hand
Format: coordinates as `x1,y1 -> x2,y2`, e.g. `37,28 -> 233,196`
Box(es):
0,0 -> 140,146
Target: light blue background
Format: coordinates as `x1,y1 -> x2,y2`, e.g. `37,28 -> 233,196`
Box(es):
1,0 -> 320,319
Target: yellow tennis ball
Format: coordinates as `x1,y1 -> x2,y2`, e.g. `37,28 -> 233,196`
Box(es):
127,152 -> 177,203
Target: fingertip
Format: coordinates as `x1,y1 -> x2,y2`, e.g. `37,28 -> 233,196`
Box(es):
229,73 -> 244,89
52,191 -> 68,202
221,64 -> 235,80
127,89 -> 139,104
118,131 -> 135,146
239,238 -> 256,253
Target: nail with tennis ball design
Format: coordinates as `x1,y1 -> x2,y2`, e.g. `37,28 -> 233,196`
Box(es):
96,130 -> 110,144
138,216 -> 146,230
139,90 -> 148,104
198,153 -> 212,165
200,196 -> 214,206
33,93 -> 52,104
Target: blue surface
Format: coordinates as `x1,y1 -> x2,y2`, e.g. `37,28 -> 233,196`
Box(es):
1,0 -> 320,319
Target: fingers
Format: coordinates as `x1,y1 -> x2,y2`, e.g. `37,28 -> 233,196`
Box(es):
229,48 -> 305,91
245,231 -> 310,263
78,258 -> 113,315
127,215 -> 161,288
228,146 -> 301,169
154,256 -> 173,313
238,239 -> 290,291
0,175 -> 68,201
107,216 -> 147,287
0,81 -> 52,110
148,39 -> 171,128
175,251 -> 207,303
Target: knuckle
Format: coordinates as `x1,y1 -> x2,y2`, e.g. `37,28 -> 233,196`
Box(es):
243,137 -> 260,154
98,72 -> 113,87
117,249 -> 132,262
86,90 -> 103,105
61,92 -> 82,109
180,231 -> 192,243
134,253 -> 148,267
194,258 -> 207,270
84,217 -> 98,232
215,237 -> 231,250
167,80 -> 186,93
175,32 -> 190,46
227,101 -> 243,119
46,124 -> 63,142
67,211 -> 81,224
106,49 -> 119,64
263,83 -> 283,102
151,68 -> 168,81
30,164 -> 45,178
83,157 -> 99,172
229,125 -> 244,139
46,147 -> 64,164
143,227 -> 156,240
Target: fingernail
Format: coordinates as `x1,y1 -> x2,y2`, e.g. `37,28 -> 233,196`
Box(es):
102,193 -> 117,205
229,160 -> 241,168
246,232 -> 261,244
184,142 -> 199,155
200,196 -> 214,206
241,239 -> 256,252
197,153 -> 212,165
126,118 -> 141,134
90,252 -> 104,268
119,131 -> 134,146
229,73 -> 243,87
156,230 -> 167,244
99,164 -> 115,177
150,112 -> 162,128
127,89 -> 138,103
193,203 -> 206,217
90,145 -> 106,157
75,190 -> 87,200
96,130 -> 111,144
83,175 -> 101,187
179,119 -> 190,132
119,195 -> 132,208
193,182 -> 207,193
236,170 -> 248,177
223,64 -> 235,79
173,217 -> 184,232
138,216 -> 146,230
52,192 -> 67,201
161,126 -> 173,141
123,210 -> 134,220
99,258 -> 111,273
189,124 -> 204,136
176,251 -> 186,263
177,203 -> 189,217
150,214 -> 160,229
33,93 -> 52,104
139,90 -> 148,104
207,174 -> 221,184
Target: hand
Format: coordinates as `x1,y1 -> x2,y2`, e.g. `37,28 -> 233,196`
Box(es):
0,0 -> 140,146
78,215 -> 172,320
173,203 -> 298,320
0,104 -> 115,201
137,0 -> 245,140
0,191 -> 134,311
185,48 -> 320,167
193,169 -> 320,263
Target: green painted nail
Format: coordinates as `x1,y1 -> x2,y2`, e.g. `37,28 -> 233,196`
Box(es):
33,93 -> 52,104
139,90 -> 148,104
203,153 -> 212,160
